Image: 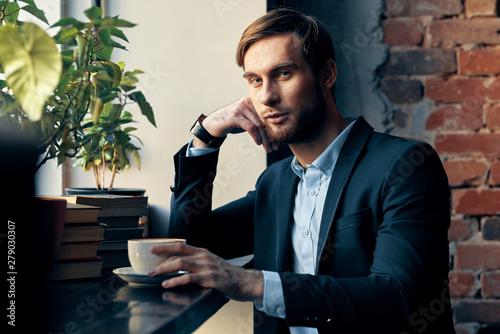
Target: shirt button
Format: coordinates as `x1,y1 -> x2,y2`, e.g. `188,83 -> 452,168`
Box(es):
308,189 -> 315,196
277,307 -> 285,315
303,229 -> 309,236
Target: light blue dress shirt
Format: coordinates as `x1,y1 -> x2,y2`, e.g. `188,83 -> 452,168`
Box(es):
187,120 -> 355,333
256,120 -> 354,334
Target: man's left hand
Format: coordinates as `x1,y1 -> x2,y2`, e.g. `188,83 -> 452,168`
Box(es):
148,242 -> 264,303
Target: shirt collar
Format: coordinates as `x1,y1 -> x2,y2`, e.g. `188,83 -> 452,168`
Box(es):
291,119 -> 356,179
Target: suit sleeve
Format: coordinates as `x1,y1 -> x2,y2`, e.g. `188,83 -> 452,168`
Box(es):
279,142 -> 452,332
168,144 -> 255,259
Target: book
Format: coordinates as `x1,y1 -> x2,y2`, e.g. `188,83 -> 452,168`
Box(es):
61,223 -> 106,243
57,242 -> 101,260
65,202 -> 100,223
97,216 -> 141,228
72,195 -> 148,208
103,227 -> 144,241
98,206 -> 149,218
98,251 -> 130,269
49,257 -> 104,280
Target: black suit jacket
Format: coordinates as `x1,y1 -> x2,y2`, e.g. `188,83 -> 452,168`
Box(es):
169,117 -> 455,333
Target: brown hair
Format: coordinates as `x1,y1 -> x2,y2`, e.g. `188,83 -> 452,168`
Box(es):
236,8 -> 335,75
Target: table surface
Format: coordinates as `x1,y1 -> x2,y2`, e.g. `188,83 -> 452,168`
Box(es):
46,255 -> 253,334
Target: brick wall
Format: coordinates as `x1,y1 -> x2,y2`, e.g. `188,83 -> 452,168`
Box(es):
381,0 -> 500,332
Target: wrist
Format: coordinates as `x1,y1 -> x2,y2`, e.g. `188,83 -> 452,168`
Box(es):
242,269 -> 264,304
190,114 -> 226,148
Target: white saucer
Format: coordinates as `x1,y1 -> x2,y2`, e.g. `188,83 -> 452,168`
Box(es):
113,267 -> 187,287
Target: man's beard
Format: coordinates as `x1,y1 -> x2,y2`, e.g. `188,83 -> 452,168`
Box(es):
262,84 -> 327,145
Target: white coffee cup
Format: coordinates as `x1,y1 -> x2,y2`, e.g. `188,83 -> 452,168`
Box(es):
127,238 -> 186,274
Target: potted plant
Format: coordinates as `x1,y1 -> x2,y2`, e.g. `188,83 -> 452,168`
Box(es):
0,2 -> 156,276
0,2 -> 156,194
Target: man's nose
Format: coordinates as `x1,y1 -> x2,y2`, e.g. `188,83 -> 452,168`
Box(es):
260,81 -> 280,107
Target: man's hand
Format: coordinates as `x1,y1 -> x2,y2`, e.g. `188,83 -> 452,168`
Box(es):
148,242 -> 264,304
194,97 -> 277,153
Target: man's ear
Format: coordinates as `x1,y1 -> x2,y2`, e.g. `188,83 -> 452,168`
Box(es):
320,59 -> 337,92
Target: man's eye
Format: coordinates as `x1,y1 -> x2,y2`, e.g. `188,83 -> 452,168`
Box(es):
278,71 -> 291,78
250,78 -> 262,85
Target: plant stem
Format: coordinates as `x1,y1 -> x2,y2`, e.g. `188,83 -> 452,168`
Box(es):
101,149 -> 105,190
109,148 -> 118,191
93,163 -> 100,190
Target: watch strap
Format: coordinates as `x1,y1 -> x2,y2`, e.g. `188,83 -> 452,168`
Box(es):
190,114 -> 226,148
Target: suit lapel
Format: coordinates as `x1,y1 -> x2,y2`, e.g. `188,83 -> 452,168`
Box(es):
316,117 -> 373,268
275,165 -> 299,272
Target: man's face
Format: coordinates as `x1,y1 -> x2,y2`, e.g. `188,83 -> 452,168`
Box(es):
243,33 -> 326,145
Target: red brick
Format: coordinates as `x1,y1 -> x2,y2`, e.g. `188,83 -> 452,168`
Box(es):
381,79 -> 423,104
426,103 -> 483,131
430,19 -> 500,46
380,49 -> 456,76
490,161 -> 500,186
455,243 -> 500,269
452,189 -> 500,215
443,160 -> 488,187
454,299 -> 500,323
386,0 -> 462,17
449,271 -> 476,296
435,133 -> 500,158
485,103 -> 500,130
449,218 -> 471,240
459,48 -> 500,75
482,271 -> 500,297
465,0 -> 498,18
383,18 -> 423,46
425,77 -> 500,103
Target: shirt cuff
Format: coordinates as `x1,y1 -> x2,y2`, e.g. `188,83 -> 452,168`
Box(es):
186,139 -> 217,157
255,270 -> 286,319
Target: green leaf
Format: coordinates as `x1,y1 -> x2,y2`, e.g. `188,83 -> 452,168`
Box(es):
21,4 -> 48,25
110,27 -> 128,42
97,28 -> 111,47
53,26 -> 79,43
0,23 -> 62,121
51,17 -> 83,28
0,79 -> 6,89
4,2 -> 20,24
98,17 -> 136,28
84,6 -> 102,21
95,45 -> 113,61
132,149 -> 141,170
109,104 -> 122,123
123,127 -> 137,133
120,84 -> 135,92
128,91 -> 156,127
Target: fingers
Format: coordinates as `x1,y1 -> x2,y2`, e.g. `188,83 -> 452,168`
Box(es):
203,97 -> 276,153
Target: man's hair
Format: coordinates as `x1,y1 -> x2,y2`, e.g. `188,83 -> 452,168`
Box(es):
236,8 -> 335,75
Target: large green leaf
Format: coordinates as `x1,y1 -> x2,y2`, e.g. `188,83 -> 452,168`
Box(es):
21,4 -> 49,25
0,23 -> 62,121
84,6 -> 102,21
128,91 -> 156,127
3,2 -> 20,23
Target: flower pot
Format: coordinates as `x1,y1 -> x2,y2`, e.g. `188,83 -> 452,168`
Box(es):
65,187 -> 146,196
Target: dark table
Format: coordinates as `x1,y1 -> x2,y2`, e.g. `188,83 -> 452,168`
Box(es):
46,255 -> 253,334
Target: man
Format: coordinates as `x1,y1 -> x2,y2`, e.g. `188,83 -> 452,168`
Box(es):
150,8 -> 455,334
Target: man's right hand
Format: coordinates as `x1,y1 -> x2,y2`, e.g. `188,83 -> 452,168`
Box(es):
192,97 -> 276,153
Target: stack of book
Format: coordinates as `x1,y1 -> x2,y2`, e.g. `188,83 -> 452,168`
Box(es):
70,195 -> 149,269
50,202 -> 105,280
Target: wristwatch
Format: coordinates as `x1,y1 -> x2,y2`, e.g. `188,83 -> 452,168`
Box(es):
190,114 -> 226,148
